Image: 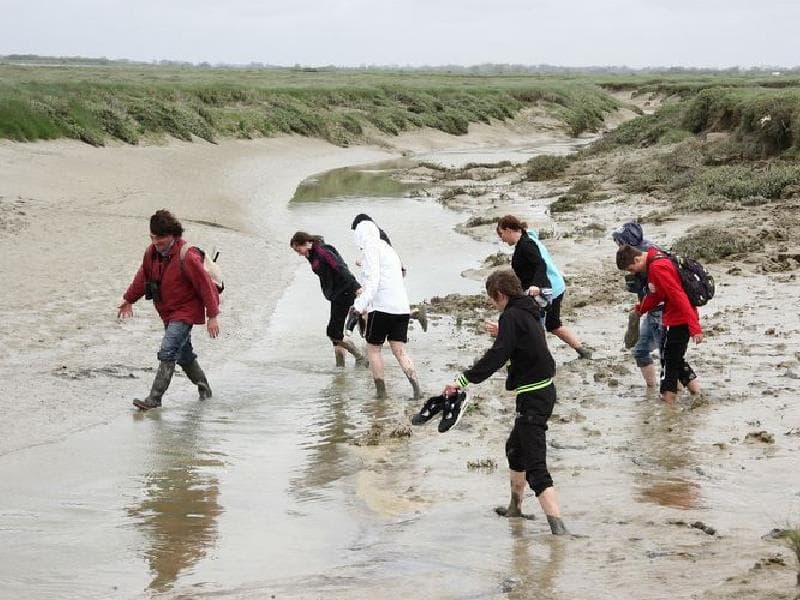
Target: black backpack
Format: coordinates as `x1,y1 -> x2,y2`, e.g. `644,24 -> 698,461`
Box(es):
652,251 -> 715,307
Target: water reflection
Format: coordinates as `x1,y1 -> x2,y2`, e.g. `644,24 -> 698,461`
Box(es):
291,162 -> 419,203
632,402 -> 704,510
128,409 -> 224,593
505,519 -> 564,600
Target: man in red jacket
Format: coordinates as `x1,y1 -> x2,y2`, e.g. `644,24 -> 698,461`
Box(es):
616,245 -> 702,403
118,210 -> 221,410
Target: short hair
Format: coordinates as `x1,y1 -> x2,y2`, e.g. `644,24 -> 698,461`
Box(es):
497,215 -> 528,232
289,231 -> 323,247
616,244 -> 643,270
150,209 -> 183,237
486,269 -> 523,300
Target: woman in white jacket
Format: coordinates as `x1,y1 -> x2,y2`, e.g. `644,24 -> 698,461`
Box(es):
352,216 -> 420,399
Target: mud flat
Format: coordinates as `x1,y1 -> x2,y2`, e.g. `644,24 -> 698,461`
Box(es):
1,103 -> 799,599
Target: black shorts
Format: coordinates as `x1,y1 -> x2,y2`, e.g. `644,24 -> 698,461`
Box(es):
365,311 -> 409,345
543,293 -> 564,332
505,385 -> 556,496
327,298 -> 353,344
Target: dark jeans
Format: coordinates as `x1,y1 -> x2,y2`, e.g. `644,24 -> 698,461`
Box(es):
157,321 -> 196,366
660,324 -> 697,394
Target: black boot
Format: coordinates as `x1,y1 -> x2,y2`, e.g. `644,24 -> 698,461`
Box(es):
134,361 -> 176,410
181,359 -> 212,400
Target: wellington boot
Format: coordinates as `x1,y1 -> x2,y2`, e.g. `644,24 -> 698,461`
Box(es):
407,375 -> 421,400
181,359 -> 213,400
335,351 -> 346,367
134,361 -> 175,410
374,378 -> 387,398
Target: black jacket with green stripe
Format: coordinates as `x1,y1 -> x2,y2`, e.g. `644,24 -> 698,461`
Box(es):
459,295 -> 555,391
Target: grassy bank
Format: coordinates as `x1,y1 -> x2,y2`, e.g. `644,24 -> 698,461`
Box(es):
0,66 -> 619,146
595,86 -> 800,159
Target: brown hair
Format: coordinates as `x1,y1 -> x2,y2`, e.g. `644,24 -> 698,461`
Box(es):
289,231 -> 324,248
486,269 -> 523,300
497,215 -> 528,233
150,209 -> 183,237
616,244 -> 643,270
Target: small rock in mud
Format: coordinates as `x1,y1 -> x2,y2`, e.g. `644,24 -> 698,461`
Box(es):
691,521 -> 717,536
745,431 -> 775,444
467,458 -> 497,471
389,425 -> 412,439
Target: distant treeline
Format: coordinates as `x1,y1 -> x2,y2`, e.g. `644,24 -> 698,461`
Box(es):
2,55 -> 799,75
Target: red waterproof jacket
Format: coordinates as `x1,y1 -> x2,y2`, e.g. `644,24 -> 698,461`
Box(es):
124,239 -> 219,325
637,247 -> 701,336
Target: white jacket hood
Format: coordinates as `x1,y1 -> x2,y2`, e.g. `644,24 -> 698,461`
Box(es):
354,220 -> 380,250
352,220 -> 410,315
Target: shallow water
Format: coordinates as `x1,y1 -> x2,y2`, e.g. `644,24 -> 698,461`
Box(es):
2,141 -> 799,600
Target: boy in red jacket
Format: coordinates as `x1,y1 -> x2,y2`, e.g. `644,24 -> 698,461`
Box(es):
616,245 -> 702,403
118,210 -> 220,410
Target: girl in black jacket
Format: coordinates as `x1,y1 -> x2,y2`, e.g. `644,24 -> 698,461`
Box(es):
290,231 -> 366,367
445,269 -> 569,534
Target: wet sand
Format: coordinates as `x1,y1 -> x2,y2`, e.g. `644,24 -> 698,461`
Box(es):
1,112 -> 800,600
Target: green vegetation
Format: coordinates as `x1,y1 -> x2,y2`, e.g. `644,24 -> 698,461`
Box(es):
549,179 -> 607,212
524,154 -> 570,181
673,225 -> 764,261
0,65 -> 620,146
593,85 -> 800,159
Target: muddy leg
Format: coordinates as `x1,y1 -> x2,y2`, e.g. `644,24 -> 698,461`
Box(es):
640,364 -> 658,388
389,340 -> 420,399
337,339 -> 368,367
552,326 -> 590,358
334,347 -> 346,367
538,487 -> 568,535
496,470 -> 526,517
367,344 -> 386,397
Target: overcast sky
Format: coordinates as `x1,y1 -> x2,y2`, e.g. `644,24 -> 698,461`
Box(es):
1,0 -> 797,68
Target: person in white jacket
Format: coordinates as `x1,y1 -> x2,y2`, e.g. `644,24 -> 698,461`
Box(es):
352,216 -> 421,399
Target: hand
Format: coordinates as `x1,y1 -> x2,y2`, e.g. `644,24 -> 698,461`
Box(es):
484,320 -> 498,337
628,305 -> 641,315
691,333 -> 703,344
527,286 -> 540,297
443,383 -> 459,396
117,301 -> 133,319
355,287 -> 363,296
207,316 -> 220,338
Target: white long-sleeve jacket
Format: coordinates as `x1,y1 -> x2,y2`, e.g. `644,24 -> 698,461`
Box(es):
353,220 -> 411,315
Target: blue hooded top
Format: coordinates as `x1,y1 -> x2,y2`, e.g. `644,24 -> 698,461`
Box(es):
527,229 -> 566,297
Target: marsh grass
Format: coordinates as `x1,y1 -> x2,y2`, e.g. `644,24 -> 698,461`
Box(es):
673,225 -> 764,261
524,154 -> 570,181
0,66 -> 619,146
593,86 -> 800,159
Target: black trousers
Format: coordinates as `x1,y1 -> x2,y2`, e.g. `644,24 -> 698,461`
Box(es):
660,324 -> 697,394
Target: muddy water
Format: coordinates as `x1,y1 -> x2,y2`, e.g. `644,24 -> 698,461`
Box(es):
2,143 -> 799,600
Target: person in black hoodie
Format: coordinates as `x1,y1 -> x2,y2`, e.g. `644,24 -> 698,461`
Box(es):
290,231 -> 366,367
444,269 -> 568,534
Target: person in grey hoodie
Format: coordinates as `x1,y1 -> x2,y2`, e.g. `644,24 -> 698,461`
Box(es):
352,216 -> 420,399
612,222 -> 664,388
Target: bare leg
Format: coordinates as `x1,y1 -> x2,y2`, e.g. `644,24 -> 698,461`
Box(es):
367,344 -> 386,396
686,378 -> 701,395
334,345 -> 346,367
661,390 -> 677,403
389,340 -> 420,399
552,326 -> 590,358
538,487 -> 569,535
496,470 -> 527,517
537,486 -> 560,517
640,364 -> 658,388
